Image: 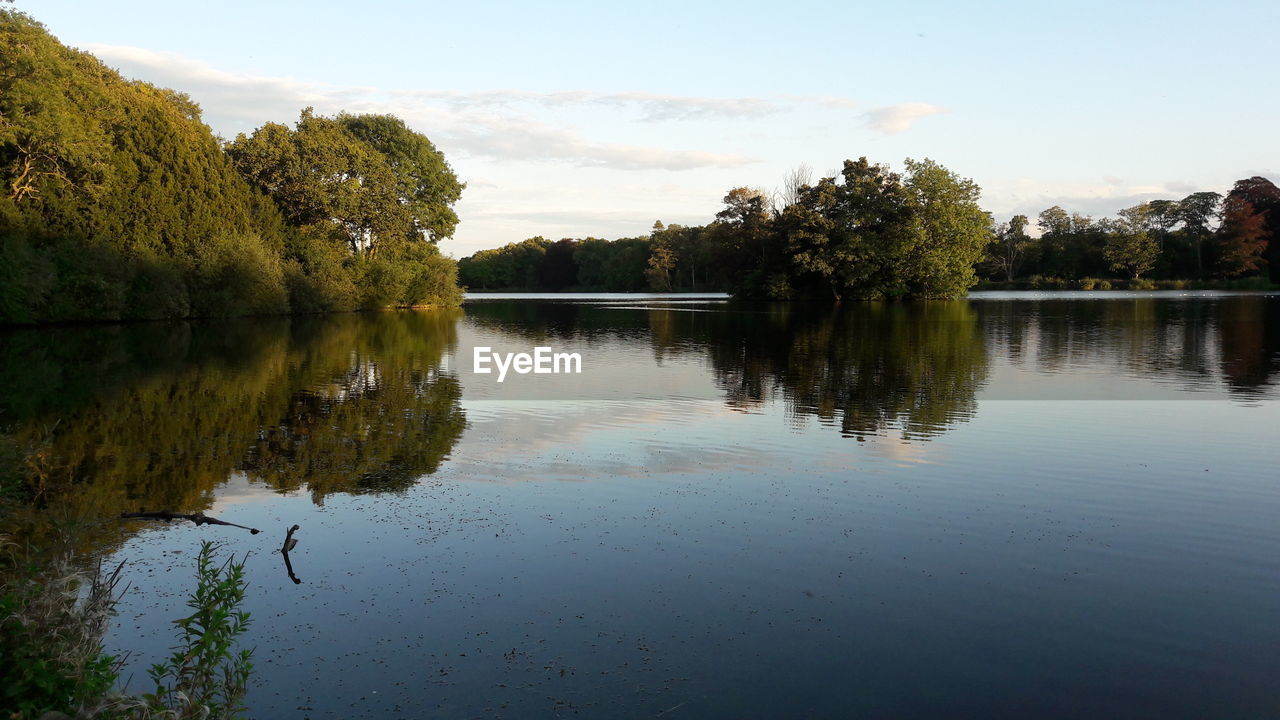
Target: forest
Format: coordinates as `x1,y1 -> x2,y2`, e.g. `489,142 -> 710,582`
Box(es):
0,10 -> 465,325
460,171 -> 1280,296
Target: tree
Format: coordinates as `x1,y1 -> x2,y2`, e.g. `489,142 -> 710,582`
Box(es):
780,158 -> 918,300
338,113 -> 464,244
987,214 -> 1033,281
900,157 -> 991,297
227,109 -> 462,257
1035,207 -> 1107,279
1037,206 -> 1072,237
774,164 -> 813,214
0,10 -> 296,322
1177,191 -> 1223,277
1104,230 -> 1159,279
1217,198 -> 1268,278
646,232 -> 677,291
769,157 -> 988,300
572,237 -> 612,289
1219,177 -> 1279,282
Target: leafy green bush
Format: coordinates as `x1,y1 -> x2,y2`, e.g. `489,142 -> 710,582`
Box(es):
137,541 -> 254,719
283,225 -> 361,313
188,236 -> 289,317
1028,275 -> 1070,290
125,257 -> 191,321
396,242 -> 463,307
356,242 -> 461,308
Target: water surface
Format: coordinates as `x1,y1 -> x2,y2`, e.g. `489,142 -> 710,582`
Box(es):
3,293 -> 1278,718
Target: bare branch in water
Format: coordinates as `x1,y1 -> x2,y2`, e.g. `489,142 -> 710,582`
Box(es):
119,511 -> 261,535
281,524 -> 302,584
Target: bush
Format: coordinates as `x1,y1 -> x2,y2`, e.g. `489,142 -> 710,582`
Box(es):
188,235 -> 290,317
357,243 -> 462,309
283,226 -> 361,313
0,235 -> 55,324
125,257 -> 191,321
42,240 -> 133,323
137,542 -> 254,719
1028,275 -> 1070,290
0,541 -> 255,719
396,242 -> 463,307
0,551 -> 124,719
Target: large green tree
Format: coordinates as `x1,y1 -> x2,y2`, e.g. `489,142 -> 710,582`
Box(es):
227,109 -> 463,257
900,157 -> 991,297
1103,228 -> 1159,279
338,113 -> 464,244
0,9 -> 289,322
772,157 -> 987,300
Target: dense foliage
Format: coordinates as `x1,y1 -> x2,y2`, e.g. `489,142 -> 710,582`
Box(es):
461,168 -> 1278,296
0,10 -> 462,325
461,157 -> 991,299
980,178 -> 1279,287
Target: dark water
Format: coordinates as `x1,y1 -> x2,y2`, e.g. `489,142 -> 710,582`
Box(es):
3,292 -> 1279,719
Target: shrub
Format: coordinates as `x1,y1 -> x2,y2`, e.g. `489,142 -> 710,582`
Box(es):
1028,275 -> 1070,290
396,243 -> 463,307
125,257 -> 191,321
283,226 -> 361,313
42,240 -> 133,323
0,550 -> 124,719
137,541 -> 254,719
188,235 -> 290,317
0,541 -> 256,720
0,235 -> 55,325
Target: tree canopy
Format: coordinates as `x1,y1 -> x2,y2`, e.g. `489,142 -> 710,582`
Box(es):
0,9 -> 463,324
227,110 -> 463,256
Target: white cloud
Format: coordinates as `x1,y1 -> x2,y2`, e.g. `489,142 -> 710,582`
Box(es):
83,44 -> 757,171
393,89 -> 780,120
862,102 -> 947,134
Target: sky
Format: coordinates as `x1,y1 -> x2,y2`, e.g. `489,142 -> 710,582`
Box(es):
17,0 -> 1280,258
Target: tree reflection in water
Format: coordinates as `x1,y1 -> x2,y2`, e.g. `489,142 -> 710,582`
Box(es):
0,311 -> 465,555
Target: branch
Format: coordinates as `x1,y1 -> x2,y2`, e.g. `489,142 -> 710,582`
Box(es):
281,524 -> 302,584
119,511 -> 261,534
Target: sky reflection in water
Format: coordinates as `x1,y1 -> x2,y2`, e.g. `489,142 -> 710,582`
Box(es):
3,293 -> 1278,718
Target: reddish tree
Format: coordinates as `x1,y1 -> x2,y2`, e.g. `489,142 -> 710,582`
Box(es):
1220,176 -> 1280,281
1217,198 -> 1268,277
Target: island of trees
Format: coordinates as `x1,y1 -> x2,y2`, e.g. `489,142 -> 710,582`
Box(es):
0,10 -> 464,325
460,172 -> 1280,297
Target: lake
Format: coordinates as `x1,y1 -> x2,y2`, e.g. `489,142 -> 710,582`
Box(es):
3,291 -> 1279,718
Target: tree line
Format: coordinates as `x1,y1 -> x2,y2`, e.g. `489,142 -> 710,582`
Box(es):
983,177 -> 1280,287
462,158 -> 994,299
461,170 -> 1280,296
0,10 -> 464,325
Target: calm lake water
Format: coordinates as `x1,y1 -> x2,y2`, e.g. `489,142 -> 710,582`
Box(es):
3,291 -> 1279,718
